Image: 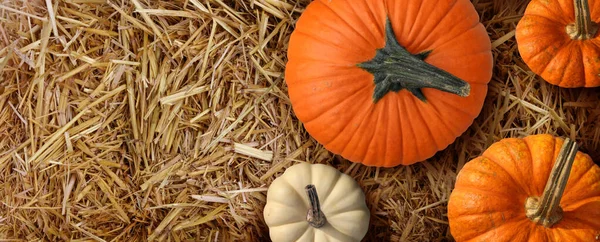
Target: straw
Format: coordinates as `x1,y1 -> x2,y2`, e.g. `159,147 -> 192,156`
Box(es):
1,0 -> 599,241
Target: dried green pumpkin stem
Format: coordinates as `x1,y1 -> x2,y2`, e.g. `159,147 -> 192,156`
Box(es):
358,18 -> 470,103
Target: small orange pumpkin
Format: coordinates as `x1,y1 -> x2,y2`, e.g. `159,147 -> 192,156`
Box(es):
516,0 -> 600,87
448,135 -> 600,241
285,0 -> 493,167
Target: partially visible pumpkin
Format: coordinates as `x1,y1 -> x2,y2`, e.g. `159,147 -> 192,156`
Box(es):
263,163 -> 370,242
516,0 -> 600,87
448,135 -> 600,241
285,0 -> 493,167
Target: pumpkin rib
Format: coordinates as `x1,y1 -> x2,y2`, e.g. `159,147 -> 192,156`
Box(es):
268,220 -> 311,242
267,180 -> 306,207
523,41 -> 560,73
525,0 -> 570,25
523,135 -> 556,193
480,155 -> 528,195
363,0 -> 385,38
310,2 -> 380,49
284,65 -> 368,83
289,79 -> 371,133
520,13 -> 568,27
305,93 -> 373,149
581,43 -> 600,87
266,204 -> 311,227
336,99 -> 377,163
579,44 -> 597,87
454,157 -> 527,196
425,95 -> 470,134
452,185 -> 526,203
428,50 -> 494,74
300,84 -> 371,125
563,154 -> 595,188
593,0 -> 600,19
363,99 -> 387,165
430,94 -> 473,117
562,202 -> 600,228
402,95 -> 422,164
426,21 -> 483,57
312,0 -> 379,50
381,99 -> 400,167
380,100 -> 391,166
291,29 -> 370,58
563,196 -> 600,211
391,94 -> 405,166
550,224 -> 590,241
398,0 -> 416,43
410,0 -> 460,51
319,222 -> 361,242
554,43 -> 580,87
527,41 -> 568,76
561,167 -> 600,206
285,56 -> 356,67
508,139 -> 537,193
493,140 -> 534,193
388,0 -> 406,40
295,226 -> 316,242
470,221 -> 537,242
282,179 -> 310,208
267,219 -> 307,229
516,17 -> 567,40
324,189 -> 369,215
451,212 -> 532,241
345,0 -> 382,43
342,103 -> 381,164
394,94 -> 412,165
317,169 -> 342,207
405,0 -> 425,42
427,13 -> 473,52
413,0 -> 472,51
449,208 -> 523,225
403,95 -> 429,164
414,94 -> 457,151
566,44 -> 587,87
408,94 -> 441,153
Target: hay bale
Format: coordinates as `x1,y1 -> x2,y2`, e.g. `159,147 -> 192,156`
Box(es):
0,0 -> 598,241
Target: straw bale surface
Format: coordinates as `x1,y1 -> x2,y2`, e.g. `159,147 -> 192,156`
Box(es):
0,0 -> 599,241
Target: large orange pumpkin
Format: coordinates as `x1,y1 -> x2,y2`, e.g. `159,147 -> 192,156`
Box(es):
285,0 -> 493,167
448,135 -> 600,241
516,0 -> 600,87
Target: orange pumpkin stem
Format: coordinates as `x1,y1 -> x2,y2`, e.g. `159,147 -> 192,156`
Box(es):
305,184 -> 326,228
525,138 -> 578,227
358,18 -> 470,103
566,0 -> 598,40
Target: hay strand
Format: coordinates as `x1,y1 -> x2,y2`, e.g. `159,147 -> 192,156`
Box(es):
0,0 -> 598,241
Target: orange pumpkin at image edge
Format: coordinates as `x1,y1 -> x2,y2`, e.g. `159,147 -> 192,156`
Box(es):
285,0 -> 493,167
516,0 -> 600,87
448,135 -> 600,241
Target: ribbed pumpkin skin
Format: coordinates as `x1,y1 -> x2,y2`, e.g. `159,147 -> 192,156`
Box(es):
448,135 -> 600,241
285,0 -> 493,167
516,0 -> 600,87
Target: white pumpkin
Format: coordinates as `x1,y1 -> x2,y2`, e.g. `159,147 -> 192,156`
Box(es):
263,162 -> 370,242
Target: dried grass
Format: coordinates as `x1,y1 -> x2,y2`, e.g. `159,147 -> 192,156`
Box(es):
0,0 -> 599,241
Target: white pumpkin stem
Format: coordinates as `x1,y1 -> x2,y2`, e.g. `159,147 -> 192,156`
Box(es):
305,184 -> 326,228
525,138 -> 578,227
566,0 -> 598,40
